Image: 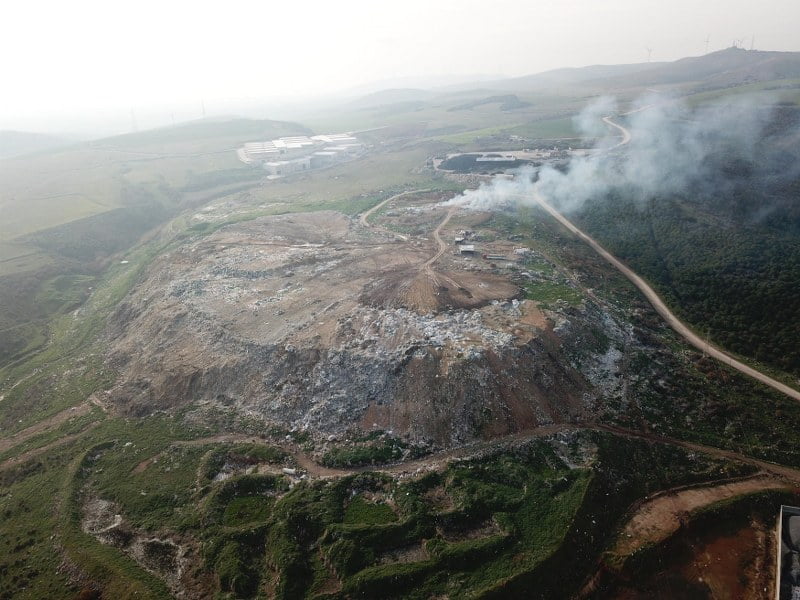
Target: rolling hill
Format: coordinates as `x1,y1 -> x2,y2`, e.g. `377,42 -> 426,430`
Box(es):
0,130 -> 78,159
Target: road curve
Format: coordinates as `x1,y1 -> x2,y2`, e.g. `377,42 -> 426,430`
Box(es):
534,192 -> 800,402
359,189 -> 431,227
533,112 -> 800,402
129,421 -> 800,484
602,115 -> 631,149
422,207 -> 456,276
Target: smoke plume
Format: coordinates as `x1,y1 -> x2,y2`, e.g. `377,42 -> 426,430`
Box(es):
446,92 -> 788,216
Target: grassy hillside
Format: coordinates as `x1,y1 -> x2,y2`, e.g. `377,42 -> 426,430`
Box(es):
0,118 -> 309,367
0,130 -> 77,159
601,47 -> 800,90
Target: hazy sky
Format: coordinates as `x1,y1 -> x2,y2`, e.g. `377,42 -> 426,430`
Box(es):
2,0 -> 799,130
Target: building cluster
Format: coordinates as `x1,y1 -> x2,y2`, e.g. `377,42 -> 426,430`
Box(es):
452,230 -> 532,262
236,133 -> 363,178
454,230 -> 476,254
475,153 -> 518,163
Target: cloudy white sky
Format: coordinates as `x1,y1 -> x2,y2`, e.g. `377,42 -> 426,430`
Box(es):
1,0 -> 799,130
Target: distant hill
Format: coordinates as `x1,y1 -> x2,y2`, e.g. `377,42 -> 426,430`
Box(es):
594,47 -> 800,89
93,117 -> 312,149
348,88 -> 435,109
448,94 -> 532,112
0,130 -> 76,159
350,48 -> 800,106
494,62 -> 667,90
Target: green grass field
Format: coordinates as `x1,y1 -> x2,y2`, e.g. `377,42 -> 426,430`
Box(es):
509,116 -> 581,139
684,78 -> 800,106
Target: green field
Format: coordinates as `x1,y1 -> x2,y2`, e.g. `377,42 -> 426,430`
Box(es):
509,116 -> 581,139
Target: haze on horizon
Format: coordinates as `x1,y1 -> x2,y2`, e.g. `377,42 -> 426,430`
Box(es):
2,0 -> 799,134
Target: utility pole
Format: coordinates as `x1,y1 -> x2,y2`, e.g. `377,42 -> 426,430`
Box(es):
130,108 -> 138,133
704,35 -> 710,54
750,35 -> 755,51
646,46 -> 653,62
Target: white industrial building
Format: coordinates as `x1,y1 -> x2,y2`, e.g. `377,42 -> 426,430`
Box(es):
238,132 -> 364,177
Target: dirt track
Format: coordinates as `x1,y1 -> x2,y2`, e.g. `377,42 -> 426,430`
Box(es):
0,421 -> 100,470
421,207 -> 456,285
0,402 -> 92,453
533,193 -> 800,402
532,113 -> 800,403
130,421 -> 800,488
602,115 -> 631,149
359,189 -> 431,227
611,474 -> 792,559
130,428 -> 557,479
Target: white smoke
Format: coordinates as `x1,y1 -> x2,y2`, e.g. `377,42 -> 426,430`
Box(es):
443,167 -> 538,210
446,92 -> 781,215
573,95 -> 617,143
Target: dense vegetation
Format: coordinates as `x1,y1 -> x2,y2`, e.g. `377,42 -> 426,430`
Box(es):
578,193 -> 800,378
0,392 -> 753,600
576,105 -> 800,378
495,204 -> 800,467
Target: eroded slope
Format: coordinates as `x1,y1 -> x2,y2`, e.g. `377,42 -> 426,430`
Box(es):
107,203 -> 627,445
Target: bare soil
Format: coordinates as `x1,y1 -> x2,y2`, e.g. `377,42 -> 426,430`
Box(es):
106,199 -> 600,443
612,474 -> 792,558
605,514 -> 776,600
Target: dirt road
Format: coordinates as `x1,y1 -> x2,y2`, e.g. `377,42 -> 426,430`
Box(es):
359,189 -> 460,296
532,113 -> 800,403
421,207 -> 456,281
129,420 -> 800,488
611,473 -> 790,559
359,189 -> 431,227
534,192 -> 800,402
0,402 -> 93,453
0,421 -> 100,471
602,116 -> 631,149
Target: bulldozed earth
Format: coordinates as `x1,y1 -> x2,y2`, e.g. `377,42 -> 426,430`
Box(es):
105,191 -> 625,446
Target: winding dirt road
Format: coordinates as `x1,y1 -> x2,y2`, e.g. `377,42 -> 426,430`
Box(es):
359,188 -> 458,292
533,114 -> 800,403
611,473 -> 790,559
421,207 -> 456,283
129,421 -> 800,487
602,116 -> 631,149
359,189 -> 431,227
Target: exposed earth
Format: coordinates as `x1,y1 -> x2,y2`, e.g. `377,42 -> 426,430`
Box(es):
105,191 -> 626,445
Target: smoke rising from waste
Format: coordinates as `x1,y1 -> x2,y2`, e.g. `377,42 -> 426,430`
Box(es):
446,92 -> 784,215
